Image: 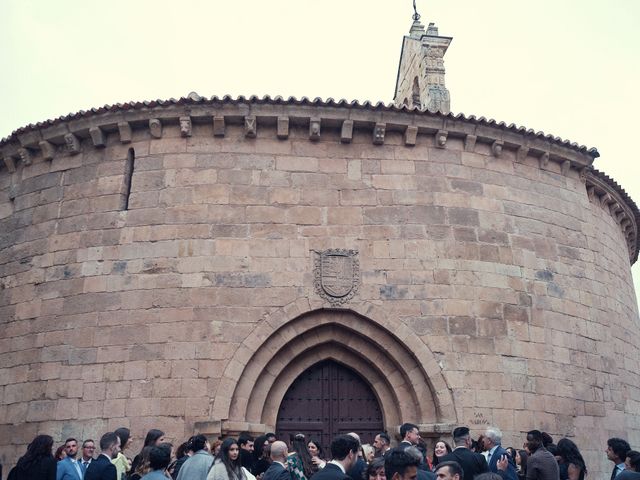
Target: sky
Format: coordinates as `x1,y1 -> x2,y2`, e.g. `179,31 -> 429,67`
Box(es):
1,0 -> 639,307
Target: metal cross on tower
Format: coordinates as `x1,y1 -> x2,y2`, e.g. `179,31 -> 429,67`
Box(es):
412,0 -> 421,21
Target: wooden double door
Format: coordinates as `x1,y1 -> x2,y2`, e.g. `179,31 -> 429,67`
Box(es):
276,360 -> 384,452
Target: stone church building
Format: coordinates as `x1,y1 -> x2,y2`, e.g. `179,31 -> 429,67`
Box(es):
1,12 -> 639,476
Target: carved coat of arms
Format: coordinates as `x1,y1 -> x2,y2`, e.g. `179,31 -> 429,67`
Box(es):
314,249 -> 360,304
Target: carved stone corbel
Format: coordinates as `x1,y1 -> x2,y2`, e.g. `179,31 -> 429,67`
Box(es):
149,119 -> 162,139
3,156 -> 16,173
600,193 -> 613,209
464,134 -> 477,152
561,160 -> 571,176
587,186 -> 596,202
373,123 -> 386,145
405,126 -> 418,146
341,120 -> 354,144
539,152 -> 550,169
213,116 -> 226,137
118,122 -> 132,143
244,115 -> 257,138
89,127 -> 106,147
180,116 -> 193,137
64,133 -> 81,155
491,140 -> 503,158
435,129 -> 448,148
516,146 -> 529,163
18,148 -> 32,166
39,140 -> 55,161
309,118 -> 321,141
579,167 -> 589,183
277,117 -> 289,139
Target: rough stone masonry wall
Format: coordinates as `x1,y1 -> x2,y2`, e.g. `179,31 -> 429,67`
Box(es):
0,114 -> 638,477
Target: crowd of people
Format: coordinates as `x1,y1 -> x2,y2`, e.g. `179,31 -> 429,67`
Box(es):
5,423 -> 640,480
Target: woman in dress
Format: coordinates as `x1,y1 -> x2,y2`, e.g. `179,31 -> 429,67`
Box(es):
431,441 -> 452,470
208,438 -> 251,480
556,438 -> 587,480
287,434 -> 313,480
12,435 -> 56,480
113,427 -> 133,480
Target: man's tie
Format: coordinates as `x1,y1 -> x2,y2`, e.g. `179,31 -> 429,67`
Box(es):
610,466 -> 618,480
73,460 -> 83,479
83,461 -> 90,474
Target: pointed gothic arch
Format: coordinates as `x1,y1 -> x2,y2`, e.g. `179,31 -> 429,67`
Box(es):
215,304 -> 457,435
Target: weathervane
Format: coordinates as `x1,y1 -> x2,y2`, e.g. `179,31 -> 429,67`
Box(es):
412,0 -> 421,21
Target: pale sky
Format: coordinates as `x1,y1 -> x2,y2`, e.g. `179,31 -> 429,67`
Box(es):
1,0 -> 639,308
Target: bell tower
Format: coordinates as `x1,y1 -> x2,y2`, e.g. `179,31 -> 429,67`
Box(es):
394,4 -> 452,114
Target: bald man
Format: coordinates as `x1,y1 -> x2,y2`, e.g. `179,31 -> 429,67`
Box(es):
262,441 -> 290,480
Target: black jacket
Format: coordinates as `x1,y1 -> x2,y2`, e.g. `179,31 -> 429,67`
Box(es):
11,456 -> 56,480
263,462 -> 292,480
312,463 -> 350,480
439,448 -> 488,480
85,454 -> 117,480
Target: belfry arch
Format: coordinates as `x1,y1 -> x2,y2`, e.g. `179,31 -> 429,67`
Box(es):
216,306 -> 458,436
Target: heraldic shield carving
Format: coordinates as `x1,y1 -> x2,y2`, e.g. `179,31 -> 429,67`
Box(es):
313,249 -> 360,304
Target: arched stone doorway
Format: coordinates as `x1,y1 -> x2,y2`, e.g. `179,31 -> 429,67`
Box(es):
276,360 -> 384,450
215,306 -> 457,437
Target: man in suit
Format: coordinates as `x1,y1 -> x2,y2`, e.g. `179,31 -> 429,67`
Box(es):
84,432 -> 120,480
347,433 -> 366,480
607,438 -> 631,480
57,438 -> 84,480
373,433 -> 391,457
399,424 -> 420,448
524,430 -> 558,480
384,447 -> 420,480
262,441 -> 291,480
140,445 -> 172,480
439,427 -> 488,480
80,439 -> 96,474
312,435 -> 360,480
483,427 -> 517,480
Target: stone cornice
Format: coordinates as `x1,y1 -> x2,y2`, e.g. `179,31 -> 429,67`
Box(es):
1,95 -> 636,264
586,170 -> 639,264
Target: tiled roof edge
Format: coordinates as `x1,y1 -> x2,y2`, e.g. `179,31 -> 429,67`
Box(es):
0,94 -> 600,157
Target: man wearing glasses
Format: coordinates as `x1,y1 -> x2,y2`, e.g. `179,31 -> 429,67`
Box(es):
80,440 -> 96,474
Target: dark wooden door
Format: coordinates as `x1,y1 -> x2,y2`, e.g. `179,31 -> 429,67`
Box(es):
276,360 -> 383,452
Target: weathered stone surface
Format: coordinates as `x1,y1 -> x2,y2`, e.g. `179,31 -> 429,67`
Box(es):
0,104 -> 635,480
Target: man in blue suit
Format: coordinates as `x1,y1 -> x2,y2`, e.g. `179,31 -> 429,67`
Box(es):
483,427 -> 517,480
57,438 -> 84,480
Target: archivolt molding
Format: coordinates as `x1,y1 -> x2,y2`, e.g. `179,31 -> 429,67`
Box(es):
215,302 -> 457,434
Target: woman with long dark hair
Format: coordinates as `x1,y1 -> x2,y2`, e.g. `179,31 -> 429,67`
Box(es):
252,435 -> 271,477
113,427 -> 132,480
307,439 -> 326,473
130,429 -> 165,476
208,438 -> 252,480
287,433 -> 313,480
556,438 -> 587,480
129,446 -> 153,480
515,449 -> 528,480
431,441 -> 452,470
12,434 -> 56,480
